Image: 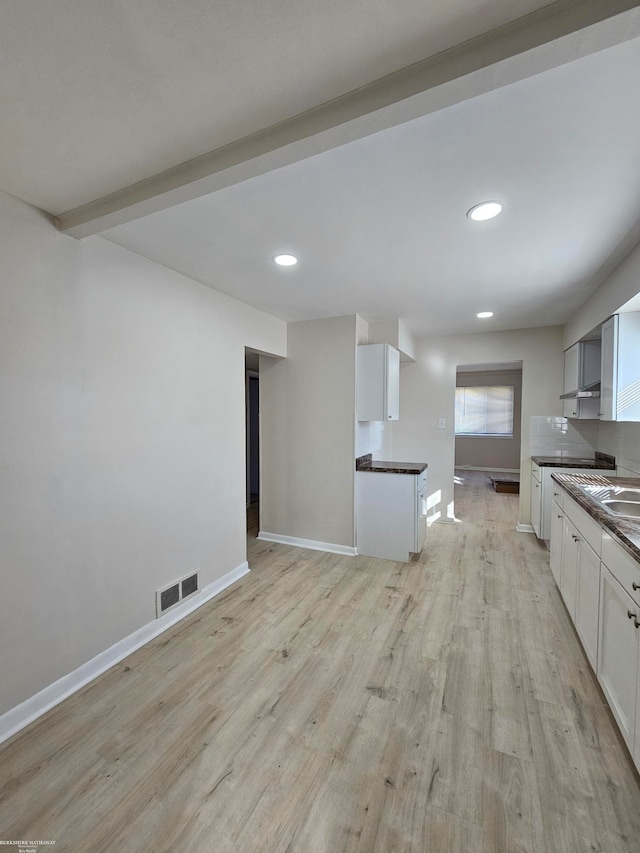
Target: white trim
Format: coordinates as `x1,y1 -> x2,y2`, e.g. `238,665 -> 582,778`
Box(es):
0,562 -> 249,746
258,531 -> 357,556
516,523 -> 535,534
455,466 -> 520,473
434,517 -> 457,525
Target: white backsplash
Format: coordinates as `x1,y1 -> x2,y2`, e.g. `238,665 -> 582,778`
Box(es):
355,420 -> 392,460
597,420 -> 640,476
530,416 -> 598,458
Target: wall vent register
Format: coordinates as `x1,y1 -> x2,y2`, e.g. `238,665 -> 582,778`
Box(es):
156,571 -> 199,617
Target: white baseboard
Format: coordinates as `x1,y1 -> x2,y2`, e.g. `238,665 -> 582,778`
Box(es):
0,561 -> 249,746
258,531 -> 357,556
456,466 -> 520,474
516,523 -> 535,534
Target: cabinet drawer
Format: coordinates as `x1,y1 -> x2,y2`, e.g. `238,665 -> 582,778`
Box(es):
550,484 -> 564,511
602,532 -> 640,606
564,496 -> 602,556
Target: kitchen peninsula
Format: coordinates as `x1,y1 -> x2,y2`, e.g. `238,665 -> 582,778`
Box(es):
356,454 -> 428,562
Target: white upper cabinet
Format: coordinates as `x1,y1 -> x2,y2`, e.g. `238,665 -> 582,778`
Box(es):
357,344 -> 400,421
600,312 -> 640,422
562,340 -> 600,419
562,343 -> 580,419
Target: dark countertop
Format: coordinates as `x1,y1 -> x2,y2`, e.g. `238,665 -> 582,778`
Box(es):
356,454 -> 427,475
551,472 -> 640,563
531,452 -> 615,470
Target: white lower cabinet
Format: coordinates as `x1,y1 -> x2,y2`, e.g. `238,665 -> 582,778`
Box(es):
549,500 -> 563,587
531,461 -> 605,541
574,535 -> 600,671
597,565 -> 639,753
549,486 -> 640,770
560,516 -> 579,620
356,470 -> 427,562
559,501 -> 603,650
530,472 -> 542,538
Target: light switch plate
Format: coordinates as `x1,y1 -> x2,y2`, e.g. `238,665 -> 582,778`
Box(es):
438,417 -> 446,430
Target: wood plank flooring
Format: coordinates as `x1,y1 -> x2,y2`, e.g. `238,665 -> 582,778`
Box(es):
2,472 -> 640,852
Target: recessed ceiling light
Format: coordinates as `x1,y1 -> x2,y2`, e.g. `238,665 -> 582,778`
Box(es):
467,201 -> 503,222
477,311 -> 494,319
273,253 -> 298,266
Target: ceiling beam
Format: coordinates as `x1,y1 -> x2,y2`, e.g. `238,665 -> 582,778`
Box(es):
56,0 -> 640,238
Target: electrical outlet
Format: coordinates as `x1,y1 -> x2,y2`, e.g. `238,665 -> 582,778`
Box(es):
438,418 -> 446,430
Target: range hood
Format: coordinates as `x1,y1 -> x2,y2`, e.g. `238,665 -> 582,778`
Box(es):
559,380 -> 601,400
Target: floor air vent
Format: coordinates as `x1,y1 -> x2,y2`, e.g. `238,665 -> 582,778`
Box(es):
156,571 -> 199,617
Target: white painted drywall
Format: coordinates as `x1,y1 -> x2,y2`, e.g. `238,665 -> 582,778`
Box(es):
391,327 -> 564,526
0,190 -> 286,716
368,319 -> 416,362
564,240 -> 640,348
561,236 -> 640,472
260,315 -> 357,548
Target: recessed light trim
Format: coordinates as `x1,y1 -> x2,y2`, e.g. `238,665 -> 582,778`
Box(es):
477,311 -> 494,319
467,201 -> 503,222
273,253 -> 298,266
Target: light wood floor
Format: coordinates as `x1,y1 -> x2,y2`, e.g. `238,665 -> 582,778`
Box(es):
2,472 -> 640,852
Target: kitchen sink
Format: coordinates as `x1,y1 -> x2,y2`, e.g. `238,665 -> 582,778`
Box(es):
610,489 -> 640,502
603,500 -> 640,519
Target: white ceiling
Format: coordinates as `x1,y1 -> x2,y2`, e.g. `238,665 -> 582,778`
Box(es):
103,36 -> 640,337
0,0 -> 552,214
2,1 -> 640,340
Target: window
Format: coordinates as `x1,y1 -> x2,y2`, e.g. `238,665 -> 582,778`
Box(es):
455,385 -> 514,437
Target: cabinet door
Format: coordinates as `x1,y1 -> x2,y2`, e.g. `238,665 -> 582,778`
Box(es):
357,344 -> 400,421
635,653 -> 640,770
415,483 -> 427,553
385,345 -> 400,421
599,316 -> 616,421
563,344 -> 580,418
549,504 -> 563,587
617,312 -> 640,421
530,475 -> 542,538
560,518 -> 578,619
598,565 -> 639,752
357,472 -> 415,562
574,538 -> 601,670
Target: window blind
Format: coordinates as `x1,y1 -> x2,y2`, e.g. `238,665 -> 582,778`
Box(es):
455,385 -> 514,436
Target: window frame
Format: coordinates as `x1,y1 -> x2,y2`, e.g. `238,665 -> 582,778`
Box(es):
454,384 -> 515,439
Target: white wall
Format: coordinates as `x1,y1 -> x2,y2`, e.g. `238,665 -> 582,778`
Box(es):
0,191 -> 286,716
260,315 -> 357,548
562,236 -> 640,473
368,319 -> 416,362
564,240 -> 640,348
391,327 -> 564,526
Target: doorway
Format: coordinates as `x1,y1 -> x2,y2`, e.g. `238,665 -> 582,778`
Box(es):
454,361 -> 523,507
245,349 -> 260,537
